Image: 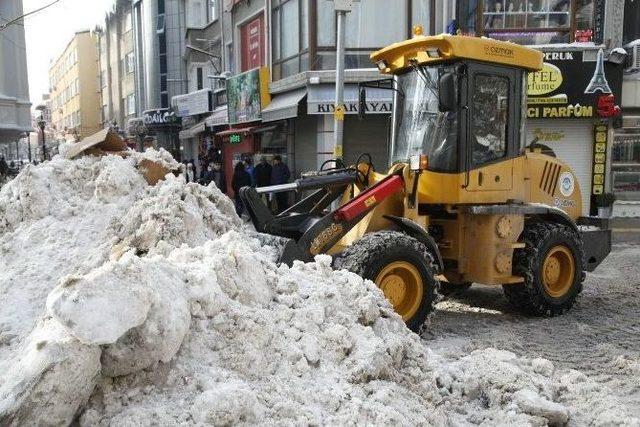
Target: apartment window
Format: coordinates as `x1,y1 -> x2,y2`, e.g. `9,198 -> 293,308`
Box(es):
157,14 -> 166,34
197,67 -> 204,90
125,52 -> 135,74
315,0 -> 407,71
462,0 -> 594,44
272,0 -> 308,79
209,0 -> 218,22
101,104 -> 108,123
187,0 -> 206,27
124,11 -> 132,32
125,93 -> 136,116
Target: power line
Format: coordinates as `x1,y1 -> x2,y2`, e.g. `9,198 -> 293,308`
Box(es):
0,0 -> 62,32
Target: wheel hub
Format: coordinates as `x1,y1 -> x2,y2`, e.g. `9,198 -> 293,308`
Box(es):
542,245 -> 575,298
375,261 -> 424,321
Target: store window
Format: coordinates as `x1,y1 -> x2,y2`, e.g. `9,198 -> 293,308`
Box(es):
315,0 -> 407,70
471,74 -> 509,165
459,0 -> 596,45
126,93 -> 136,116
612,134 -> 640,200
272,0 -> 308,80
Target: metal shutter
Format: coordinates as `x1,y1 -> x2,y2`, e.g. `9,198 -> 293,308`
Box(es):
526,119 -> 593,216
343,115 -> 391,172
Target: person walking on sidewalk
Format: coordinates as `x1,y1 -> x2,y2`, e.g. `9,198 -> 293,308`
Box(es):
232,161 -> 251,217
270,155 -> 291,213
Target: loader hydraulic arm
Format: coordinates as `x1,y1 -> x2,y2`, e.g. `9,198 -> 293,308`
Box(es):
240,171 -> 405,265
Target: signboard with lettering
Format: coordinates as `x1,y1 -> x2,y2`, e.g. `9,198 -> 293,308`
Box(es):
142,108 -> 181,128
526,49 -> 623,119
308,85 -> 392,115
226,67 -> 270,125
592,123 -> 608,195
172,89 -> 213,118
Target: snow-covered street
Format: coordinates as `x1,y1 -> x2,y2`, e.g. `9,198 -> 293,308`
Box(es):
1,153 -> 638,425
425,245 -> 640,419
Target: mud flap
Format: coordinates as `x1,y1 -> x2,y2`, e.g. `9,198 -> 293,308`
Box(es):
578,217 -> 611,272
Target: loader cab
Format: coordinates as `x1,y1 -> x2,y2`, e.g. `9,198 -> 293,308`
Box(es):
388,60 -> 526,178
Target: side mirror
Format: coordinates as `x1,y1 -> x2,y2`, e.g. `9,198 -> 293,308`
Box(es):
358,86 -> 366,120
438,72 -> 456,112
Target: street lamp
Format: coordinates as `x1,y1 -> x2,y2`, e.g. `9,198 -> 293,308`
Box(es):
37,117 -> 47,162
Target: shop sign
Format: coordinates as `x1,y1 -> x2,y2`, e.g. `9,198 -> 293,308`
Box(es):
532,128 -> 564,142
142,108 -> 181,128
172,89 -> 212,118
527,49 -> 623,120
310,101 -> 393,115
226,67 -> 270,125
591,123 -> 609,195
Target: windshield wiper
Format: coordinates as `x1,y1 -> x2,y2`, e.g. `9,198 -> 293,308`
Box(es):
409,60 -> 437,98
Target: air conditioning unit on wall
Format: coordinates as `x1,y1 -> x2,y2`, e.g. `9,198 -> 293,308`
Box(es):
624,40 -> 640,72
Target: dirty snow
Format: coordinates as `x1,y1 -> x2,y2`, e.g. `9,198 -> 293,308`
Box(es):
0,151 -> 638,426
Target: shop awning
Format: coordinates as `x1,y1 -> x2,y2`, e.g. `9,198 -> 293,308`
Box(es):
179,118 -> 207,140
261,88 -> 307,123
206,106 -> 229,128
307,84 -> 393,115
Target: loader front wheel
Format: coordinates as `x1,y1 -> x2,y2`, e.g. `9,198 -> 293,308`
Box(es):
333,231 -> 438,332
504,222 -> 584,316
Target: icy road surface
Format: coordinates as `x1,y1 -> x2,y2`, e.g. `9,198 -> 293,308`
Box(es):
424,244 -> 640,417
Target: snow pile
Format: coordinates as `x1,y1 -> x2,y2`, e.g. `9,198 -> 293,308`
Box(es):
0,152 -> 637,426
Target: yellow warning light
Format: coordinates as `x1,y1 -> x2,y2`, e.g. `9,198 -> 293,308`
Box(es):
413,25 -> 423,37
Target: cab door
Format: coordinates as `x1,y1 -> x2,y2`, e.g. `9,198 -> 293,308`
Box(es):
464,64 -> 519,194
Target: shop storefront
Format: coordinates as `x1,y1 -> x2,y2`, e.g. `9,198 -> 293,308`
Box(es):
526,46 -> 623,216
141,108 -> 182,160
221,67 -> 291,195
173,88 -> 229,177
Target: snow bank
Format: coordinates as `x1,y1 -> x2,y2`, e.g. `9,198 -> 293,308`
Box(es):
0,151 -> 637,426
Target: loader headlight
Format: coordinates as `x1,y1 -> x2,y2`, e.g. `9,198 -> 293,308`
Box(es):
409,155 -> 428,171
376,60 -> 388,71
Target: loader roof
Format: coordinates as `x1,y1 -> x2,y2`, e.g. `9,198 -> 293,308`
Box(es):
371,34 -> 543,74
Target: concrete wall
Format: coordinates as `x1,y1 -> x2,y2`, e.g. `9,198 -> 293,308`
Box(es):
0,0 -> 32,143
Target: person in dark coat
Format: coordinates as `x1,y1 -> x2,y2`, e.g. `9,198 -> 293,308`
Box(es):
254,156 -> 272,188
231,161 -> 251,216
0,156 -> 8,178
270,155 -> 291,213
212,162 -> 227,194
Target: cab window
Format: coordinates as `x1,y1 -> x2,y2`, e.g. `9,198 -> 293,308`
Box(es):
471,74 -> 509,166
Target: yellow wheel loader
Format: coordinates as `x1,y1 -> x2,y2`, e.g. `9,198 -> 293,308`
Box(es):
240,32 -> 611,332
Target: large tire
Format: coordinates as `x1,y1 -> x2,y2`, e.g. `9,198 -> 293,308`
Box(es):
504,222 -> 585,316
333,231 -> 438,332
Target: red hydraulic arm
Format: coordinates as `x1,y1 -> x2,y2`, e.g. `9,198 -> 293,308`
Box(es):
333,175 -> 404,222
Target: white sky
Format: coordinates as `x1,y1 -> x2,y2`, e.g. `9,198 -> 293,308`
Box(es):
22,0 -> 115,105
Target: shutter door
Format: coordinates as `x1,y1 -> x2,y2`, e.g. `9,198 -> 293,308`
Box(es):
343,115 -> 390,171
294,115 -> 318,179
526,119 -> 593,216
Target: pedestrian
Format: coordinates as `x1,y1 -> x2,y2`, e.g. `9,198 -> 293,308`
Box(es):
244,157 -> 255,186
231,161 -> 251,216
270,155 -> 291,213
212,162 -> 227,194
185,162 -> 196,183
0,156 -> 8,178
254,156 -> 272,188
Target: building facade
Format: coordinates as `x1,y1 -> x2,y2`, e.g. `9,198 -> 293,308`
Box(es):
0,0 -> 32,147
131,0 -> 189,158
49,31 -> 102,141
612,0 -> 640,216
98,0 -> 137,134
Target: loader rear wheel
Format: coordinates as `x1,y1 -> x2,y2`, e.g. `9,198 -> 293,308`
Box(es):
503,222 -> 584,316
333,231 -> 438,332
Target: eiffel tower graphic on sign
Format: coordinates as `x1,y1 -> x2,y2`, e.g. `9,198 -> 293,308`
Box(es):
584,48 -> 612,94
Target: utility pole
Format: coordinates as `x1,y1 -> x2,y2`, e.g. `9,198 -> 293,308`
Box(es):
329,0 -> 358,161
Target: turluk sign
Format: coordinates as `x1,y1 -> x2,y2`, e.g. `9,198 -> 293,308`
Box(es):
526,49 -> 623,120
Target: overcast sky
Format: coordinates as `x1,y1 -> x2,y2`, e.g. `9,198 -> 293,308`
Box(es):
23,0 -> 114,105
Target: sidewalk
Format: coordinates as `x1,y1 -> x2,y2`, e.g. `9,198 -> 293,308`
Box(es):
611,217 -> 640,244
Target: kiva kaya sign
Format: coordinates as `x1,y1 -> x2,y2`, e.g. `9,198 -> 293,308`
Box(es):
526,50 -> 622,119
